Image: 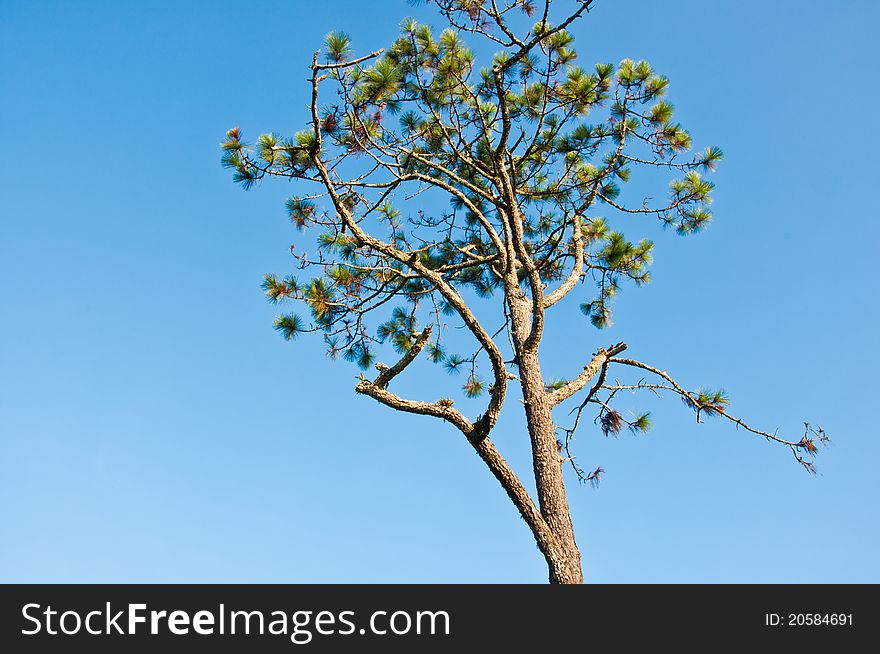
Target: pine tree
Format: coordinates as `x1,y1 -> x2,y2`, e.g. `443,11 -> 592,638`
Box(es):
223,0 -> 825,584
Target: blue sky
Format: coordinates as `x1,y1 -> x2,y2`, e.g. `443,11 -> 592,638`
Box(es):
1,0 -> 878,583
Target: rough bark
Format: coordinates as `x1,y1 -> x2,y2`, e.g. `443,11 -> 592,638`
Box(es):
466,429 -> 576,583
505,277 -> 584,584
517,350 -> 584,584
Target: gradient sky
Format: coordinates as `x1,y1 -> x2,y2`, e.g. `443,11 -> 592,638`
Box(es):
2,0 -> 878,583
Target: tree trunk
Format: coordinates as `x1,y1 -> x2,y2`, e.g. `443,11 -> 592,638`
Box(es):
517,349 -> 584,584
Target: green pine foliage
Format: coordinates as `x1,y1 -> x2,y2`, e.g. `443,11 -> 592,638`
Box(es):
325,31 -> 352,62
463,375 -> 485,398
630,412 -> 652,434
274,314 -> 304,341
683,388 -> 731,417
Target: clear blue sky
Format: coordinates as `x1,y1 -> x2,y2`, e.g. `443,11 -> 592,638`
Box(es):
1,0 -> 878,583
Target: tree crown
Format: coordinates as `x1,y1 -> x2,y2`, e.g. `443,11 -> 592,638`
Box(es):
222,0 -> 824,478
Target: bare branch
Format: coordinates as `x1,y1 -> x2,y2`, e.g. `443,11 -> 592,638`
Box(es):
549,343 -> 628,407
608,357 -> 810,449
372,326 -> 433,389
543,224 -> 585,308
315,49 -> 385,71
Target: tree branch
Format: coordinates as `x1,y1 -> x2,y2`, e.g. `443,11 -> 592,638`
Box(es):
466,431 -> 568,574
372,326 -> 433,389
608,356 -> 810,449
543,224 -> 585,308
549,343 -> 628,406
